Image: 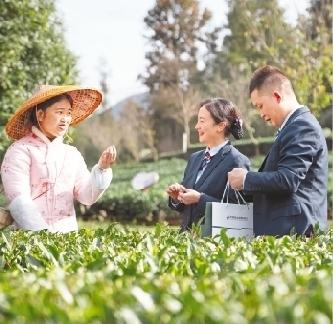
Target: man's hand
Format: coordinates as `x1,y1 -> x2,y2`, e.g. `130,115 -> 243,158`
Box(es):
98,145 -> 117,170
178,189 -> 201,205
228,168 -> 248,190
166,183 -> 186,201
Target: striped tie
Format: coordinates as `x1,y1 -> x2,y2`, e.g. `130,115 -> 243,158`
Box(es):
199,151 -> 211,171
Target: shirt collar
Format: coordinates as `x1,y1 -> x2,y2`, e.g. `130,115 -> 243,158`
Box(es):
205,140 -> 228,157
278,106 -> 303,132
31,126 -> 64,145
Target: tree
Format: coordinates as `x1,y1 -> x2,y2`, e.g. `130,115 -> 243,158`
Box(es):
285,0 -> 333,116
74,101 -> 157,163
204,0 -> 332,144
142,0 -> 219,152
307,0 -> 332,42
117,101 -> 157,161
74,111 -> 120,166
0,0 -> 77,155
202,0 -> 298,142
219,0 -> 297,75
150,85 -> 201,149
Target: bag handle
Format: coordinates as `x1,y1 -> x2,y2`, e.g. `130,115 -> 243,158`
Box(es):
234,189 -> 247,204
221,182 -> 230,203
221,182 -> 247,205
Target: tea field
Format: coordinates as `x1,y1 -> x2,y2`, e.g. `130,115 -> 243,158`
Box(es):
2,154 -> 331,223
78,153 -> 333,223
0,225 -> 332,323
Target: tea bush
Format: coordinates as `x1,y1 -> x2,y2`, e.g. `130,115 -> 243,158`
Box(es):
0,225 -> 332,322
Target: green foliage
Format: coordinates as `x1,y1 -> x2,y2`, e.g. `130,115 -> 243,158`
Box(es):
142,0 -> 216,90
222,0 -> 296,72
286,0 -> 332,116
0,0 -> 77,153
0,226 -> 332,322
142,0 -> 219,153
203,0 -> 332,133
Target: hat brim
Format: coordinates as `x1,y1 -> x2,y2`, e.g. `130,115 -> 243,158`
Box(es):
5,85 -> 102,140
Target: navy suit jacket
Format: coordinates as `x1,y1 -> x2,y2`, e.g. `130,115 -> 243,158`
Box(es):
244,107 -> 328,236
169,142 -> 250,231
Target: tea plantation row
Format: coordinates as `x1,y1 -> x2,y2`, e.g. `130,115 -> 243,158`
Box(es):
0,225 -> 332,322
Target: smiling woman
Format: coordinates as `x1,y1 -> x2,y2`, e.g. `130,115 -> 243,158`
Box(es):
1,85 -> 117,233
166,97 -> 250,232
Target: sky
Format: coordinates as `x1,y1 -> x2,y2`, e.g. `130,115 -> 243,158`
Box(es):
55,0 -> 310,105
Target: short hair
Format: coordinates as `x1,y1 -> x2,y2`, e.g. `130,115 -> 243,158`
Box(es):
249,65 -> 294,96
199,98 -> 244,139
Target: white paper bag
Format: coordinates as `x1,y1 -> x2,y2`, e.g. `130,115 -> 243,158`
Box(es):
206,184 -> 253,238
211,202 -> 253,237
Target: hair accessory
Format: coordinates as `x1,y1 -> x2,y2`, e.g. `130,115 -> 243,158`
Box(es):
231,117 -> 244,139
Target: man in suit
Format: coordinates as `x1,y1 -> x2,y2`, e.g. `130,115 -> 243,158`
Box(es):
228,65 -> 328,236
167,98 -> 250,231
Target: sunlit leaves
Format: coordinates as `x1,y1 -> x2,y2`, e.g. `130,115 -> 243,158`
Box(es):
0,225 -> 332,322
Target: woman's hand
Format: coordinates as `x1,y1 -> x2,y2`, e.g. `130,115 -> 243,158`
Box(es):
166,183 -> 186,201
98,145 -> 117,170
178,189 -> 201,205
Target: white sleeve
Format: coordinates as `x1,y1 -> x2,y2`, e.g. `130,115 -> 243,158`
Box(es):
91,165 -> 113,190
9,195 -> 48,231
74,149 -> 113,205
1,143 -> 48,231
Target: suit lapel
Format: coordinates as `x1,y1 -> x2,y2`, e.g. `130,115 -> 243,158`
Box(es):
258,106 -> 309,172
187,152 -> 205,188
258,152 -> 270,171
283,106 -> 308,128
194,143 -> 232,189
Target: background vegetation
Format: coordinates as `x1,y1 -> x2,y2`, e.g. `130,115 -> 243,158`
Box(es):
74,0 -> 332,162
0,0 -> 77,159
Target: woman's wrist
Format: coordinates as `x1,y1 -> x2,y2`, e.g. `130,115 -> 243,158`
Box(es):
197,192 -> 204,202
98,164 -> 110,172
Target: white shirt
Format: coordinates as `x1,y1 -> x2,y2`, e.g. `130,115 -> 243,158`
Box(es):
275,106 -> 302,138
195,140 -> 228,183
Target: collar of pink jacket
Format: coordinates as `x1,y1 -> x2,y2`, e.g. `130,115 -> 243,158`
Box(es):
31,126 -> 64,146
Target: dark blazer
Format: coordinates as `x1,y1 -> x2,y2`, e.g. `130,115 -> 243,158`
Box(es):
169,142 -> 250,231
244,107 -> 328,236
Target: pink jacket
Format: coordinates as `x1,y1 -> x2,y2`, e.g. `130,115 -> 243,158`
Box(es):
1,127 -> 113,233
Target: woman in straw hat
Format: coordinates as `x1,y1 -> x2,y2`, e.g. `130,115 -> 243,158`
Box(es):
1,85 -> 117,233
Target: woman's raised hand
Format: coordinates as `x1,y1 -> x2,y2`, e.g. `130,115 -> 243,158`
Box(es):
98,145 -> 117,170
166,183 -> 186,201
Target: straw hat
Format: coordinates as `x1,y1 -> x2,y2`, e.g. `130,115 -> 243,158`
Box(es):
5,85 -> 102,140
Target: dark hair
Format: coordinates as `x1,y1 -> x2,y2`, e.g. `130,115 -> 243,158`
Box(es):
26,94 -> 73,128
199,98 -> 244,140
249,65 -> 294,96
